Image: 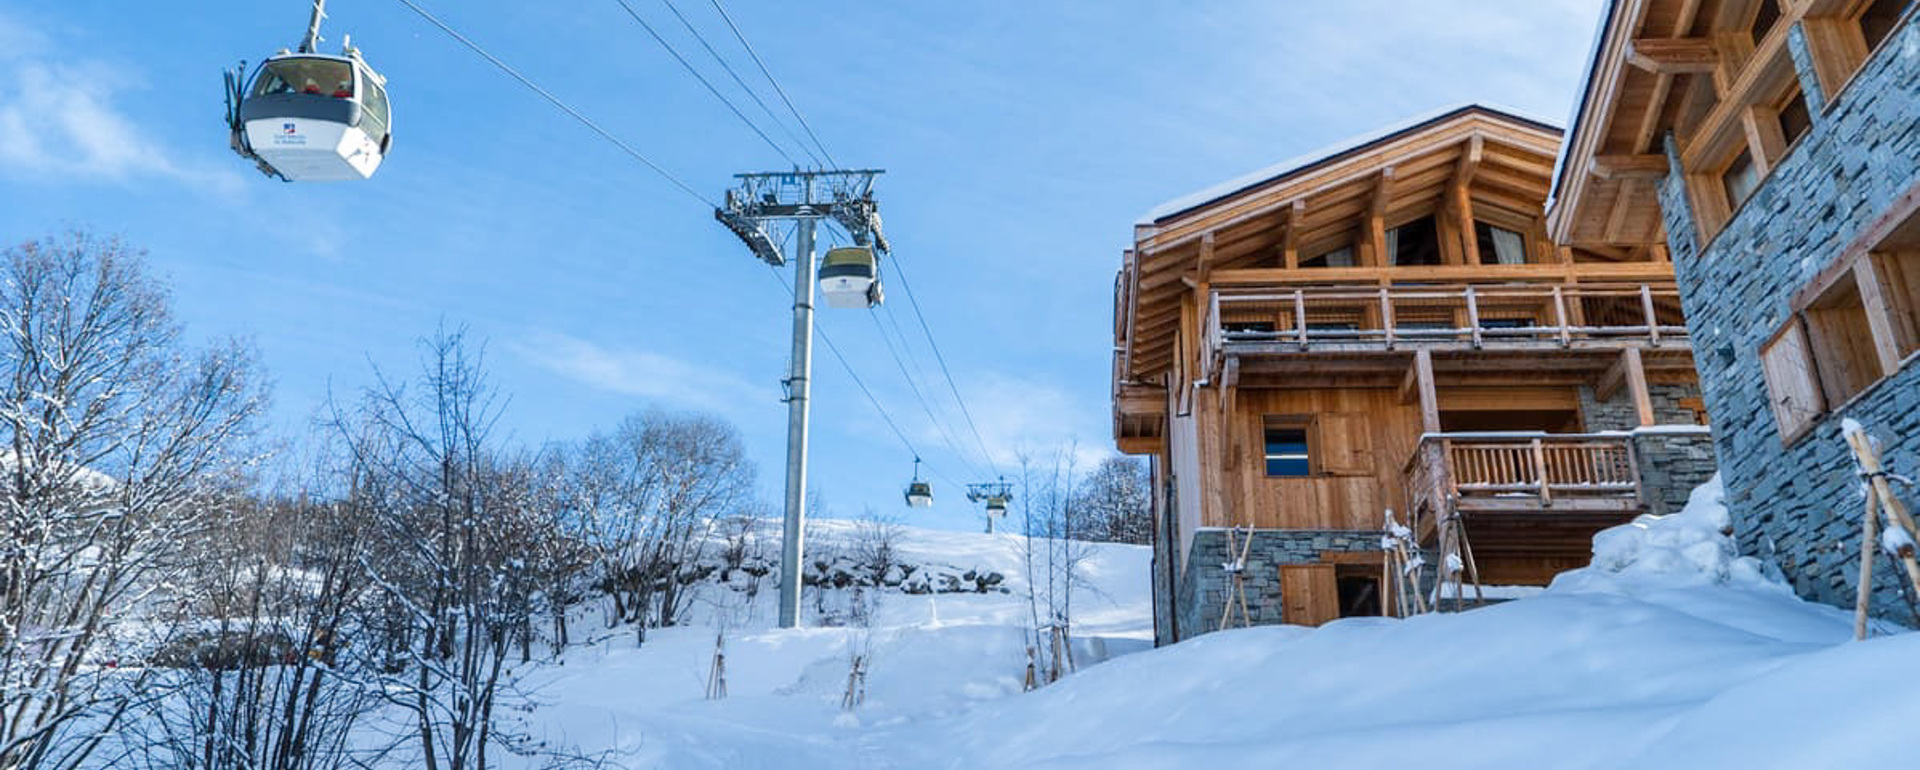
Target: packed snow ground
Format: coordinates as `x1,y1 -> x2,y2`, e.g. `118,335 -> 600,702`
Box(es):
506,484 -> 1918,768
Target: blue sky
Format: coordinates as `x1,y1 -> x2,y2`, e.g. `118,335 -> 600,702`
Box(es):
0,0 -> 1601,530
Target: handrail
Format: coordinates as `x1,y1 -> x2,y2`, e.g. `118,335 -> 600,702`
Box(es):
1210,281 -> 1687,350
1404,433 -> 1640,520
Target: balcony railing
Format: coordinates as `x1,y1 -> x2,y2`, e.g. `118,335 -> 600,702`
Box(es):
1404,433 -> 1644,532
1201,282 -> 1687,373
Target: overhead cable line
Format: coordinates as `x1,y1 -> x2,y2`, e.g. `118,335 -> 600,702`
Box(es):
391,0 -> 716,207
655,0 -> 824,168
610,0 -> 801,166
881,255 -> 1002,477
757,263 -> 963,490
869,309 -> 987,481
704,0 -> 839,167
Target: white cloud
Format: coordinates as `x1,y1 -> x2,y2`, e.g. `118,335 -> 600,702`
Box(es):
507,331 -> 771,416
0,14 -> 242,192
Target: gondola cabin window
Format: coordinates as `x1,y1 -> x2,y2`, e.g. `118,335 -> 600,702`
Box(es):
1263,419 -> 1311,477
254,58 -> 354,98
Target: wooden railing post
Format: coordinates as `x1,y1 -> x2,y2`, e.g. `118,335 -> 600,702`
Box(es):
1379,287 -> 1395,349
1551,285 -> 1571,347
1530,437 -> 1551,506
1465,286 -> 1483,348
1294,289 -> 1308,347
1640,284 -> 1661,346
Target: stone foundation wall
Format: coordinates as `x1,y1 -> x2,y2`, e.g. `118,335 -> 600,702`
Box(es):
1174,529 -> 1382,640
1632,429 -> 1720,516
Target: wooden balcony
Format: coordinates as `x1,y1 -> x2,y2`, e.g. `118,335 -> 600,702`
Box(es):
1404,432 -> 1645,545
1200,282 -> 1687,381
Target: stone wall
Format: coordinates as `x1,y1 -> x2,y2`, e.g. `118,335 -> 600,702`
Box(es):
1577,382 -> 1702,432
1632,429 -> 1719,516
1657,15 -> 1920,618
1174,529 -> 1382,639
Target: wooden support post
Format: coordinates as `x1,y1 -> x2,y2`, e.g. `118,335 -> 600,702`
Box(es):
1414,349 -> 1441,435
1640,284 -> 1661,345
1283,200 -> 1303,270
1622,347 -> 1655,427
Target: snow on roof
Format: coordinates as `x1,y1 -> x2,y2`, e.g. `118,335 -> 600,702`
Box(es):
1137,103 -> 1563,227
1547,0 -> 1629,211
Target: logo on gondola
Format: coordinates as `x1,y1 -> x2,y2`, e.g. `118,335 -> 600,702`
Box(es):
272,122 -> 307,146
283,123 -> 296,134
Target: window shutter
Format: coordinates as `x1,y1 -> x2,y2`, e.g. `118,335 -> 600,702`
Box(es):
1314,412 -> 1374,476
1759,316 -> 1825,443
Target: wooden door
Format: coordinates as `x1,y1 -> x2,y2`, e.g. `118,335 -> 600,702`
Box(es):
1280,564 -> 1338,626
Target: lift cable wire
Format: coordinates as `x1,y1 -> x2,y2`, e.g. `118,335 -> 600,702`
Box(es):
391,0 -> 717,207
655,0 -> 824,168
704,0 -> 839,167
818,227 -> 984,480
610,0 -> 801,167
758,263 -> 964,491
880,255 -> 1003,478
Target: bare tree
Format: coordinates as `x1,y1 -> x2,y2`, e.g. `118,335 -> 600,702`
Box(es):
1072,455 -> 1151,545
0,233 -> 265,770
1015,449 -> 1092,686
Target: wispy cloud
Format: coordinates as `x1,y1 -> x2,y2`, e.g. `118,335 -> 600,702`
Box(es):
0,13 -> 242,191
507,331 -> 771,416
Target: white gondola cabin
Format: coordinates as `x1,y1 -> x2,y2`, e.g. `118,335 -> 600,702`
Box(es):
819,247 -> 883,309
904,480 -> 933,508
232,52 -> 391,181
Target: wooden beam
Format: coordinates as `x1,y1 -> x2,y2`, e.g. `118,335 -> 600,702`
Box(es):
1597,348 -> 1656,425
1588,154 -> 1670,180
1452,178 -> 1480,265
1283,200 -> 1302,269
1627,37 -> 1720,74
1370,166 -> 1396,220
1366,168 -> 1393,267
1414,349 -> 1441,434
1198,231 -> 1217,280
1454,135 -> 1483,188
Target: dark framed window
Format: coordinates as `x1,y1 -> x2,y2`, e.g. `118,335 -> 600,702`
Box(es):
1263,419 -> 1311,477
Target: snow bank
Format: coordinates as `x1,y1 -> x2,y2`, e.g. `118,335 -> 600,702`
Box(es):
1550,474 -> 1786,595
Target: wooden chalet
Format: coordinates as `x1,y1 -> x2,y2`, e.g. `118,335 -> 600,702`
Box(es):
1113,105 -> 1719,644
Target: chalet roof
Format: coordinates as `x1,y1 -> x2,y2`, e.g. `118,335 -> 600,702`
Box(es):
1140,104 -> 1563,226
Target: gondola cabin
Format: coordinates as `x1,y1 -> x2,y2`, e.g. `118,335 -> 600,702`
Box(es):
819,247 -> 882,309
904,480 -> 933,508
235,52 -> 391,181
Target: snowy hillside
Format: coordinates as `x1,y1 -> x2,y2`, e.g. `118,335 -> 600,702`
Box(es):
484,486 -> 1920,769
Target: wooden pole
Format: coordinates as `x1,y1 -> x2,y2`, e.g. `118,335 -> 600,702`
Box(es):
1856,492 -> 1879,641
1843,424 -> 1920,606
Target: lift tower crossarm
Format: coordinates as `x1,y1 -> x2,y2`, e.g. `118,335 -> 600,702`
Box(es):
715,168 -> 888,629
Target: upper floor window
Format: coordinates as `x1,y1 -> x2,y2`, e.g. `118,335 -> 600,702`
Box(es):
1474,222 -> 1528,265
1721,150 -> 1760,212
1861,0 -> 1914,54
1263,420 -> 1311,477
1387,216 -> 1441,266
1302,246 -> 1354,268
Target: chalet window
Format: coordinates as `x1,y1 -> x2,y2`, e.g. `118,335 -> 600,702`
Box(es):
1860,0 -> 1914,55
1759,317 -> 1824,443
1388,216 -> 1441,266
1721,150 -> 1760,212
1223,320 -> 1277,336
1803,275 -> 1885,404
1302,246 -> 1354,268
1873,248 -> 1920,360
1262,420 -> 1311,477
1776,89 -> 1812,149
1474,222 -> 1528,265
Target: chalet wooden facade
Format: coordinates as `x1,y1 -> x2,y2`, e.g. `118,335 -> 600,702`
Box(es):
1549,0 -> 1920,617
1113,105 -> 1719,645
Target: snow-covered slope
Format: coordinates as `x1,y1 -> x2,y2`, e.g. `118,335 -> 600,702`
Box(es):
495,489 -> 1920,768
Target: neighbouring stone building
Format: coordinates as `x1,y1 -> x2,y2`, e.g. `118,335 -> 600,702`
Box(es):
1549,0 -> 1919,617
1112,105 -> 1718,645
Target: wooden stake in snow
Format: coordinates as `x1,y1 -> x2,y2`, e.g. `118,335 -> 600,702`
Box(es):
1023,645 -> 1039,692
1434,513 -> 1485,612
706,630 -> 728,700
1842,420 -> 1920,638
1217,524 -> 1256,631
1382,510 -> 1427,617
